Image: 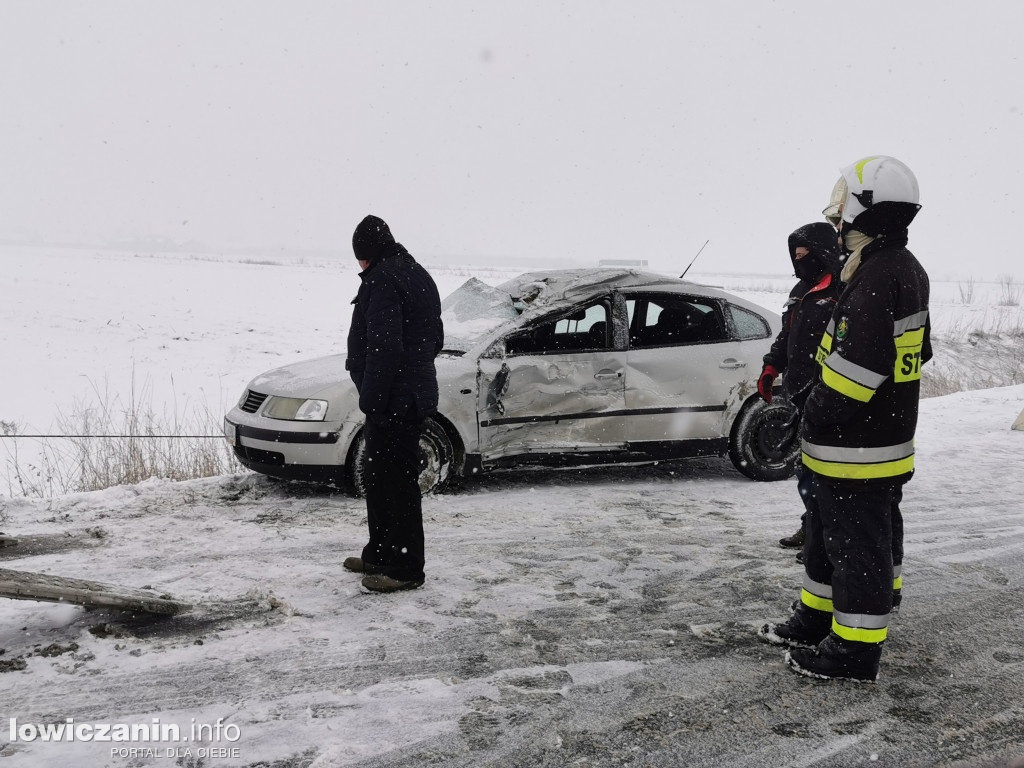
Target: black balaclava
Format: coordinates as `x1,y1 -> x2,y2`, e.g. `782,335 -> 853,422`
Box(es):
352,215 -> 395,261
788,222 -> 842,282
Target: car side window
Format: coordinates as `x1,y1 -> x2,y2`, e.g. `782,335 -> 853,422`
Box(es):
629,296 -> 727,348
505,301 -> 612,356
727,303 -> 771,340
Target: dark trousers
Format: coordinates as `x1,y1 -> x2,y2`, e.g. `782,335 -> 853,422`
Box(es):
795,462 -> 814,528
802,474 -> 903,645
796,464 -> 904,568
360,415 -> 425,582
891,483 -> 904,606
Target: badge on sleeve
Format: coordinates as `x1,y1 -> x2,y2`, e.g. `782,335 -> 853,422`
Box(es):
836,316 -> 850,341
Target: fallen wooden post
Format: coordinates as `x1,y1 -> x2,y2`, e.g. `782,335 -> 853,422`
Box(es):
0,567 -> 191,616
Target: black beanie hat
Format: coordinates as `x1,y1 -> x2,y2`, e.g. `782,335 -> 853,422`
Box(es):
352,215 -> 395,261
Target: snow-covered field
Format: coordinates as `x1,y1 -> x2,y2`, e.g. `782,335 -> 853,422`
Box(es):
2,245 -> 1022,457
2,245 -> 1024,767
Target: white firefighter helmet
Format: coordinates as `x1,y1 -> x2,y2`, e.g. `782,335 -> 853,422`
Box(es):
839,156 -> 921,234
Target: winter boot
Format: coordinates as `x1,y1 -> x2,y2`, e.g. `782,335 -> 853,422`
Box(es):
758,603 -> 831,650
785,633 -> 881,683
778,527 -> 806,548
343,557 -> 384,574
361,574 -> 425,593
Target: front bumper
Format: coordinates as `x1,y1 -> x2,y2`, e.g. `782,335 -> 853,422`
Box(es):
224,409 -> 359,485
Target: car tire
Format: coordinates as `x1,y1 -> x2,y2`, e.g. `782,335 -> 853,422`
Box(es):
350,416 -> 456,497
728,397 -> 800,481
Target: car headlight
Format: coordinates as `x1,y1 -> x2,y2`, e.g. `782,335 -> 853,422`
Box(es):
262,396 -> 329,421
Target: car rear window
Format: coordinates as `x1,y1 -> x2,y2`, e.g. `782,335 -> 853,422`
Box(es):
727,304 -> 771,340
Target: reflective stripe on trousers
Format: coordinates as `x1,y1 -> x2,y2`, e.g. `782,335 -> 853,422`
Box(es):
801,574 -> 834,613
802,570 -> 903,613
803,473 -> 897,646
833,610 -> 888,644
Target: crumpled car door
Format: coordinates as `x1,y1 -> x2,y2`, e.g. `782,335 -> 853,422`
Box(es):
476,299 -> 627,463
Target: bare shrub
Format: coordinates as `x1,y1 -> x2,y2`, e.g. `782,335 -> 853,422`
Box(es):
939,315 -> 969,342
1,381 -> 242,498
923,328 -> 1024,399
920,368 -> 962,399
988,310 -> 1024,338
0,452 -> 9,522
998,274 -> 1022,307
957,276 -> 976,304
61,386 -> 241,493
940,306 -> 1024,342
1,420 -> 78,498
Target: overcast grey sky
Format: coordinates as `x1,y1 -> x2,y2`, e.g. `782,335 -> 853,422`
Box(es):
1,1 -> 1021,279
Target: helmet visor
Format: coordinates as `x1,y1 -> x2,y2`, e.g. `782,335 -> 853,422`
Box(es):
822,176 -> 847,227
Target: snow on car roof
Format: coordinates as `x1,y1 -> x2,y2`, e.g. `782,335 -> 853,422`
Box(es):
440,268 -> 739,353
497,268 -> 728,309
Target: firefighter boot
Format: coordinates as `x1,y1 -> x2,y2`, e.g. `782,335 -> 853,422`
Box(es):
757,603 -> 831,650
786,633 -> 882,683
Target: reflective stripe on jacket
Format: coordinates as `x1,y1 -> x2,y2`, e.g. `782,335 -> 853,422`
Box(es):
801,233 -> 931,483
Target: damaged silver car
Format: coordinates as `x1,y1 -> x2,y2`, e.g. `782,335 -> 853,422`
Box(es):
224,269 -> 799,494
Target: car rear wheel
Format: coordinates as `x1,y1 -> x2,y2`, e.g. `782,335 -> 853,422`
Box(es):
728,397 -> 800,481
350,416 -> 456,497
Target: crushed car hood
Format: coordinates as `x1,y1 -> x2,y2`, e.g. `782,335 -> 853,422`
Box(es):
249,354 -> 351,399
249,353 -> 468,400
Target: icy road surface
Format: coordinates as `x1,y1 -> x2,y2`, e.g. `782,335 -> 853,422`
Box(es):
2,385 -> 1023,767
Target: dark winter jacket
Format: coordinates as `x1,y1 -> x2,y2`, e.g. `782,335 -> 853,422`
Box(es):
346,243 -> 444,423
801,230 -> 931,484
763,222 -> 844,404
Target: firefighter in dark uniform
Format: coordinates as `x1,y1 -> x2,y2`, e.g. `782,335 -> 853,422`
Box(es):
757,223 -> 844,551
759,156 -> 931,681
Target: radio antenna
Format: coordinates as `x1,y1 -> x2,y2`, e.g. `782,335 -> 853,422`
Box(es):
680,239 -> 709,279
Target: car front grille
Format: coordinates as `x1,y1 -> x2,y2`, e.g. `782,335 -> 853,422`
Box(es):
240,390 -> 269,414
234,444 -> 284,466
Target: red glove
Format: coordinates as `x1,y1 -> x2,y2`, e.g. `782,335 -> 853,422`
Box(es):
757,365 -> 779,403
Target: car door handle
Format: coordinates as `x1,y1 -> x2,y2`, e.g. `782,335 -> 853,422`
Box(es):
594,369 -> 623,380
719,358 -> 746,369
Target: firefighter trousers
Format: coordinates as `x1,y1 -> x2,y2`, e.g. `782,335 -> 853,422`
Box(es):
801,474 -> 902,645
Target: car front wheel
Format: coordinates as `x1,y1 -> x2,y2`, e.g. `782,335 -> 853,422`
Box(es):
728,397 -> 800,481
350,416 -> 456,497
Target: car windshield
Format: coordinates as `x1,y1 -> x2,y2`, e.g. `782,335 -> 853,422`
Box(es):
440,277 -> 518,353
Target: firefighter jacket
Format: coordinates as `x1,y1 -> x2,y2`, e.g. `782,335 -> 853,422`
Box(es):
801,230 -> 931,483
763,223 -> 844,404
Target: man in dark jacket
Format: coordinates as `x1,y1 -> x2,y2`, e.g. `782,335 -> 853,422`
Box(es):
757,222 -> 843,551
343,215 -> 444,593
759,156 -> 930,682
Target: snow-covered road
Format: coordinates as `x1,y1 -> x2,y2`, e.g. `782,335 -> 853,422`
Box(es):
2,384 -> 1023,767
